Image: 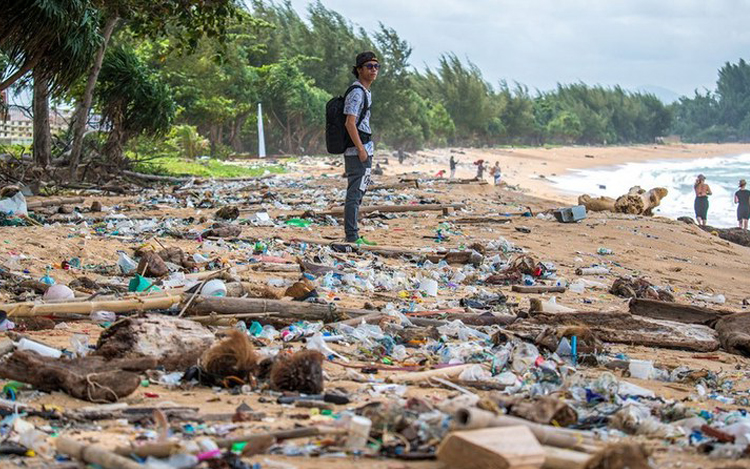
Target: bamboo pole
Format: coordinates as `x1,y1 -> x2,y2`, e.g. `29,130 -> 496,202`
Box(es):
453,408 -> 597,450
2,294 -> 182,317
57,437 -> 143,469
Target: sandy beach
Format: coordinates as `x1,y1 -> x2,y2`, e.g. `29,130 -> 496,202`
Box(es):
3,144 -> 750,469
398,143 -> 750,204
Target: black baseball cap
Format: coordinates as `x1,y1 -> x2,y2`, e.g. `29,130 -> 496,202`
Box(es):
355,51 -> 379,68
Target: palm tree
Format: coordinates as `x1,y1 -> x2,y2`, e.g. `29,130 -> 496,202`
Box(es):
97,46 -> 176,166
0,0 -> 102,92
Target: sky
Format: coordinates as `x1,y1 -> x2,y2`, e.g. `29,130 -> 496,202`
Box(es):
292,0 -> 750,100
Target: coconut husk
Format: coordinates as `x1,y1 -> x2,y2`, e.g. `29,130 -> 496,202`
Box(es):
199,329 -> 260,379
270,350 -> 324,394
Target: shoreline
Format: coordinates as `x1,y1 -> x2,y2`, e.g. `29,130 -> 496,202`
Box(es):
403,143 -> 750,203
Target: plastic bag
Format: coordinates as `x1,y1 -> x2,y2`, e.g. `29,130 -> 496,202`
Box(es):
0,191 -> 27,216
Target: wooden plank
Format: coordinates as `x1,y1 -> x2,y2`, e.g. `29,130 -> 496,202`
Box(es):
437,426 -> 545,469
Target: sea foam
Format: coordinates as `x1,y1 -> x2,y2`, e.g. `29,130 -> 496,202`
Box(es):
551,152 -> 750,228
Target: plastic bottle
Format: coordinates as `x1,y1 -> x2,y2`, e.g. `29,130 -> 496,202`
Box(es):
576,266 -> 609,275
17,338 -> 62,358
695,293 -> 726,305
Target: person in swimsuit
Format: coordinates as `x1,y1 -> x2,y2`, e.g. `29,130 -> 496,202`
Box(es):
735,179 -> 750,230
694,174 -> 711,226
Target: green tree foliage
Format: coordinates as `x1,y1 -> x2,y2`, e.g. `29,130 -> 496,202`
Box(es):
96,46 -> 175,163
0,0 -> 102,92
671,58 -> 750,142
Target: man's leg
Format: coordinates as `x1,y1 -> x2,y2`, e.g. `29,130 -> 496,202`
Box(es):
344,156 -> 365,242
450,168 -> 455,179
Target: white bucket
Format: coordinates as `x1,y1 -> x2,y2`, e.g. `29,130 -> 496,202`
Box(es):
201,279 -> 227,297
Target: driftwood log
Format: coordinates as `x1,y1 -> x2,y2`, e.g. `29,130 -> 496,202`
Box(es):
578,194 -> 616,212
369,180 -> 419,191
714,313 -> 750,357
316,203 -> 464,217
614,186 -> 668,216
95,313 -> 214,370
628,298 -> 731,327
26,196 -> 84,209
183,296 -> 371,323
0,351 -> 154,402
507,311 -> 719,352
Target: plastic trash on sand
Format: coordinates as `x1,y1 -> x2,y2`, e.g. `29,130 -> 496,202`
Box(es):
695,293 -> 726,305
0,191 -> 27,216
117,251 -> 138,274
628,359 -> 654,380
458,364 -> 492,381
539,297 -> 575,313
43,284 -> 75,301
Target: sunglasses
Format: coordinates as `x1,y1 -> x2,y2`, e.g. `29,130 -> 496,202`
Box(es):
363,63 -> 380,70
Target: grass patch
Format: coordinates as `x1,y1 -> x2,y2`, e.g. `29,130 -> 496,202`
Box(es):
133,155 -> 286,178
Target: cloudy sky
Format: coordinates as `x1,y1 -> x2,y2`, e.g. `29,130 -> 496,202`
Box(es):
292,0 -> 750,99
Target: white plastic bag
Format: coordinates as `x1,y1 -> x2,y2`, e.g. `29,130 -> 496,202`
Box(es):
0,191 -> 27,216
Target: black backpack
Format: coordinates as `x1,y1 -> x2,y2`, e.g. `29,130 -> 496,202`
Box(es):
325,84 -> 369,154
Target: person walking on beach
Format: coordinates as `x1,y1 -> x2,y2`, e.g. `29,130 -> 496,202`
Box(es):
491,162 -> 502,185
449,155 -> 457,179
343,51 -> 379,243
475,160 -> 486,180
735,179 -> 750,230
694,174 -> 712,226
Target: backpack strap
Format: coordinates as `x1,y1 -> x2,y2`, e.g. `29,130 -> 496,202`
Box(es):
343,84 -> 369,128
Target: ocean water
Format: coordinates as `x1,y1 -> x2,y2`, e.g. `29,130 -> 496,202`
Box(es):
550,152 -> 750,228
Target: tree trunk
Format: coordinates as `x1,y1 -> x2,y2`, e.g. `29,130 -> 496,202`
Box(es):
32,70 -> 51,167
0,55 -> 41,92
102,107 -> 126,165
68,14 -> 119,180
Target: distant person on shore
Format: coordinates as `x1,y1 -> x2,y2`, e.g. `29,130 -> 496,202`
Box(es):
491,162 -> 502,185
435,169 -> 446,178
475,160 -> 486,180
449,155 -> 457,179
735,179 -> 750,230
693,174 -> 711,226
343,51 -> 379,243
398,150 -> 405,164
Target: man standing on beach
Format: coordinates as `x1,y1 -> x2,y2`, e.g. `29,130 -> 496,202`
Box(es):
343,51 -> 379,243
449,155 -> 457,179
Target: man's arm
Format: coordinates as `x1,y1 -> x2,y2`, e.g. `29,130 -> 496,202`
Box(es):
345,115 -> 368,162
